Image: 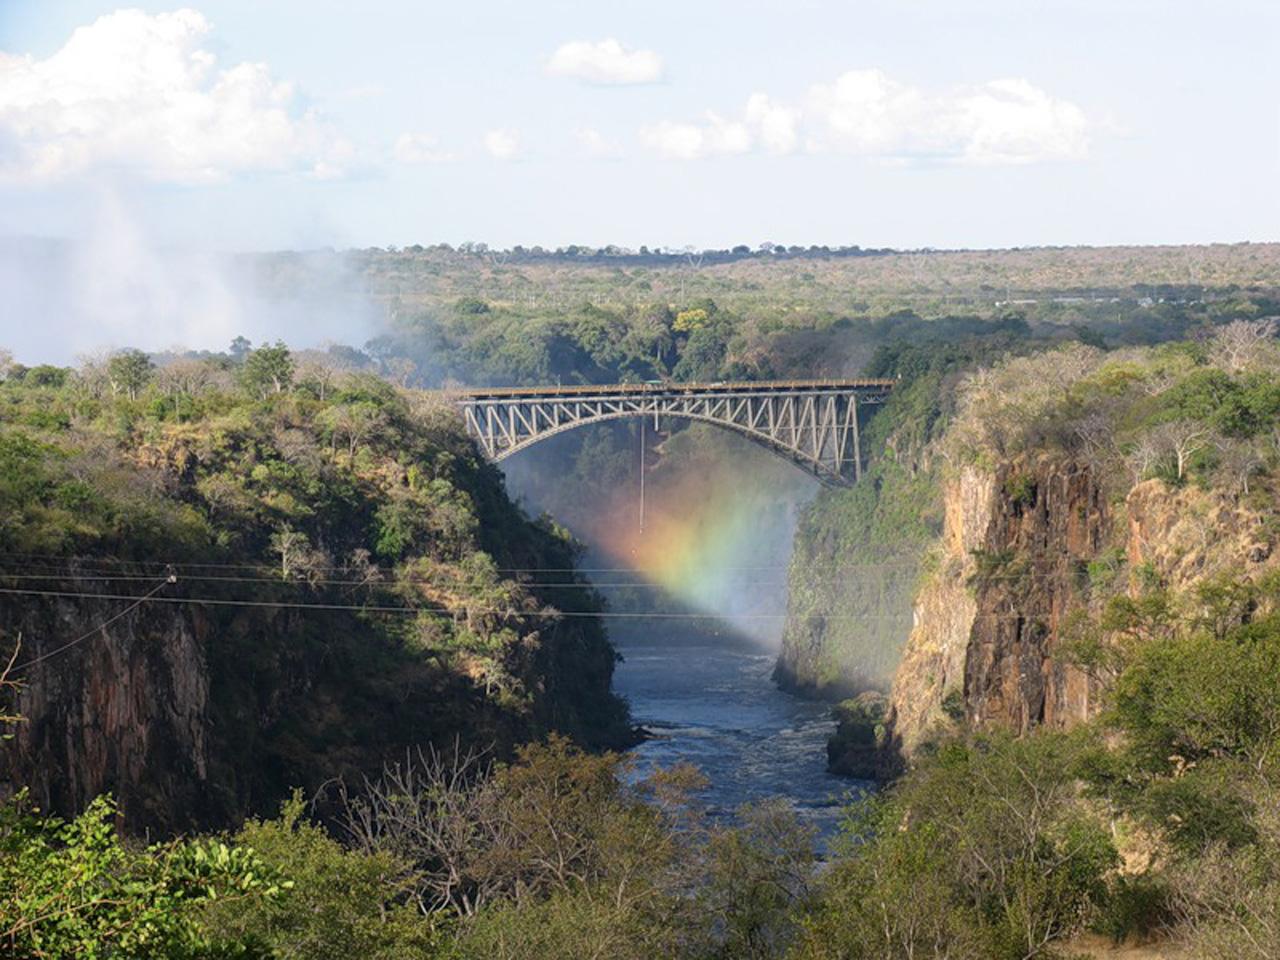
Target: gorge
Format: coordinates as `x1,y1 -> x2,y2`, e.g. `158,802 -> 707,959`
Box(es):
5,244 -> 1280,959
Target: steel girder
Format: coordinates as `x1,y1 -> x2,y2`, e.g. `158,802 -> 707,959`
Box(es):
448,380 -> 894,486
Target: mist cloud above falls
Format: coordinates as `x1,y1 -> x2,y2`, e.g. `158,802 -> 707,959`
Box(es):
0,186 -> 379,365
0,9 -> 375,365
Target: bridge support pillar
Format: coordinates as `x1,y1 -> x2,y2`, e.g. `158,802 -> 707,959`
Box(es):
851,394 -> 861,482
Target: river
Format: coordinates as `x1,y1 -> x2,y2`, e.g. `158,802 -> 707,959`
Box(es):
611,624 -> 869,844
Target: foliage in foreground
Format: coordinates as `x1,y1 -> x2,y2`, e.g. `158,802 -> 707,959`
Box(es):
794,732 -> 1117,960
0,793 -> 284,959
198,792 -> 439,960
7,567 -> 1280,959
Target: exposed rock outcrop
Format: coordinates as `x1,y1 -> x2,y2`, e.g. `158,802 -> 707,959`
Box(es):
883,457 -> 1108,760
0,572 -> 215,831
1125,478 -> 1275,586
0,575 -> 632,835
879,458 -> 1280,769
826,691 -> 890,780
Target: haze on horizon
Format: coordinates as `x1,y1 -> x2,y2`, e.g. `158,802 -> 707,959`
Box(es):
0,0 -> 1276,362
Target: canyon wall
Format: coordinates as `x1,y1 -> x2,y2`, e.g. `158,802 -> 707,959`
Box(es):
0,386 -> 633,836
885,459 -> 1106,757
881,457 -> 1279,764
0,572 -> 215,830
775,460 -> 941,699
0,570 -> 630,835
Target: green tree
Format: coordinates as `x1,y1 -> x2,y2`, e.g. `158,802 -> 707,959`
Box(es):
673,307 -> 709,332
199,792 -> 439,960
453,889 -> 681,960
795,732 -> 1117,960
1111,608 -> 1280,776
107,349 -> 154,401
22,365 -> 68,388
702,800 -> 816,959
793,808 -> 984,959
318,400 -> 388,458
0,793 -> 281,959
240,342 -> 295,399
672,324 -> 727,381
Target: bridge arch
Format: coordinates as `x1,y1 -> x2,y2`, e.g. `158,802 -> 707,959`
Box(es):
448,380 -> 894,487
496,408 -> 838,480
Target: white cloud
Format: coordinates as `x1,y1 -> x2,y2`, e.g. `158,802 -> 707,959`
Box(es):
805,70 -> 923,155
951,78 -> 1090,165
805,70 -> 1088,163
0,8 -> 352,184
483,128 -> 521,160
574,127 -> 623,159
640,113 -> 751,160
393,132 -> 455,164
643,69 -> 1089,164
546,38 -> 663,85
744,93 -> 800,155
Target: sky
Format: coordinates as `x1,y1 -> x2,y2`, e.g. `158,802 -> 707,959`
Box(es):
0,0 -> 1277,253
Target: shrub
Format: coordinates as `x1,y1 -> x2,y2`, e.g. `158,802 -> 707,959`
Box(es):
198,792 -> 438,960
0,793 -> 282,959
1003,472 -> 1037,507
795,732 -> 1116,959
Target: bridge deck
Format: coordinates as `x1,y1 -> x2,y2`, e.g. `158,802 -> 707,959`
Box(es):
447,378 -> 897,400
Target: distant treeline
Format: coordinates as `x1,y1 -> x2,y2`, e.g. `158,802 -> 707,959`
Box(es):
358,241 -> 902,266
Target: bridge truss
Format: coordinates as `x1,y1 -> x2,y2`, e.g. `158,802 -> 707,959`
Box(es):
448,379 -> 895,486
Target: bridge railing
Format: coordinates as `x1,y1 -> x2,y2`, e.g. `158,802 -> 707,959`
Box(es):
445,377 -> 897,399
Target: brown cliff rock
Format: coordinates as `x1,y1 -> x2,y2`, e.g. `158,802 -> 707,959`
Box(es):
0,571 -> 214,831
883,457 -> 1108,762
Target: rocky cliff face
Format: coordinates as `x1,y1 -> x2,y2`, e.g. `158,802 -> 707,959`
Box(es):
0,572 -> 215,831
774,555 -> 920,699
0,577 -> 630,835
1125,477 -> 1274,586
883,457 -> 1109,758
881,466 -> 990,757
880,458 -> 1279,764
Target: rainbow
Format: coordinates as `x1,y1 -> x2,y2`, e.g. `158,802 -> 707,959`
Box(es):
578,460 -> 806,643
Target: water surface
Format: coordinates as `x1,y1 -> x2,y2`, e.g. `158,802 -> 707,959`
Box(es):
611,625 -> 869,843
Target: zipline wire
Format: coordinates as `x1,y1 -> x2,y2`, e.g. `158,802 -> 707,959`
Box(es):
0,549 -> 929,575
0,571 -> 1079,589
9,576 -> 175,676
0,551 -> 1100,581
0,584 -> 1064,625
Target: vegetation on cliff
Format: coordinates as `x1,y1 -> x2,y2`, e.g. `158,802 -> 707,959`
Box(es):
841,320 -> 1280,954
798,317 -> 1280,769
0,344 -> 631,832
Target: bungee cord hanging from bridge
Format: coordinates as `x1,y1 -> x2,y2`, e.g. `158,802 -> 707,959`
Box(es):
447,378 -> 895,486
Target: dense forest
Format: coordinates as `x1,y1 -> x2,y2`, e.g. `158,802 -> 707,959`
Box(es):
4,245 -> 1280,958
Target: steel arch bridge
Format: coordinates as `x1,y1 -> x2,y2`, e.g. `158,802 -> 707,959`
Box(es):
447,379 -> 895,486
